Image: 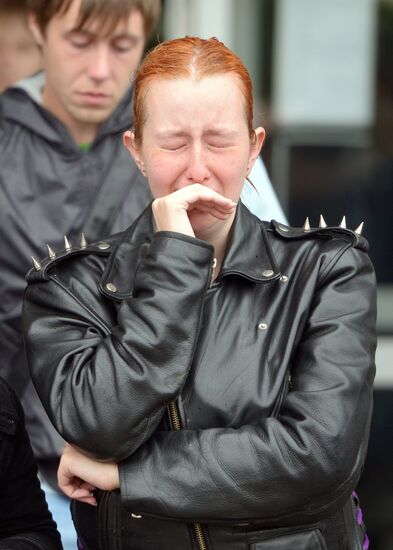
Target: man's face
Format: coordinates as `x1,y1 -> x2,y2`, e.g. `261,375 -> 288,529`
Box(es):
33,0 -> 145,132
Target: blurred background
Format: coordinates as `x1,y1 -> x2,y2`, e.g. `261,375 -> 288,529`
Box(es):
162,1 -> 393,548
1,0 -> 391,548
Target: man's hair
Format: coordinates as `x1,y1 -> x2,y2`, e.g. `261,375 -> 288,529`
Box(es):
0,0 -> 28,11
26,0 -> 161,38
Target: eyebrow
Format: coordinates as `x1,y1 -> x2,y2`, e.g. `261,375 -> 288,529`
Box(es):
203,129 -> 239,138
156,129 -> 239,139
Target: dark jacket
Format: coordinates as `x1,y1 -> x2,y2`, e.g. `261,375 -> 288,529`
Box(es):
22,204 -> 376,550
0,74 -> 151,472
0,377 -> 62,550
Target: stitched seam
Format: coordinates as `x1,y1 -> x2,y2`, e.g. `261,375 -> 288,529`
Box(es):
317,242 -> 352,286
48,274 -> 112,336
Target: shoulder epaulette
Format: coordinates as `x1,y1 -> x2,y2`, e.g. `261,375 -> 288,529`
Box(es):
271,215 -> 368,252
27,233 -> 114,282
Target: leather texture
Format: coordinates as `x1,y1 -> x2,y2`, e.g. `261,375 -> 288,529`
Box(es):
23,203 -> 377,549
249,529 -> 326,550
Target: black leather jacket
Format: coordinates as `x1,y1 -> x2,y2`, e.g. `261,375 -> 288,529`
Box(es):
23,204 -> 376,550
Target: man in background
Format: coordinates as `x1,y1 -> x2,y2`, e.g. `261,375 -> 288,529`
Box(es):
0,0 -> 286,547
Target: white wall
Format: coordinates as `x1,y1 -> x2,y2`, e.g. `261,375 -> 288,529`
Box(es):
164,0 -> 236,49
272,0 -> 377,128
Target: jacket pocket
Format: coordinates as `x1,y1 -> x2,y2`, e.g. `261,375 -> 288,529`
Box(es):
249,528 -> 327,550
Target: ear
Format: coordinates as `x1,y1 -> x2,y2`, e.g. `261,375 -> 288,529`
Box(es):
28,12 -> 44,47
247,127 -> 266,174
123,131 -> 145,174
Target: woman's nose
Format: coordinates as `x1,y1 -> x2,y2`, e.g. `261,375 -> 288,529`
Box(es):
185,145 -> 211,183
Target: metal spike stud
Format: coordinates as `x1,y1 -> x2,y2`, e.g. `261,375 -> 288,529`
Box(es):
80,232 -> 87,249
319,214 -> 327,228
354,222 -> 364,235
31,256 -> 41,271
303,217 -> 311,231
47,244 -> 56,259
339,216 -> 347,229
64,235 -> 72,252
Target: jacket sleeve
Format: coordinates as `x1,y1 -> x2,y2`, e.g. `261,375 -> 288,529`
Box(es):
119,244 -> 377,524
23,233 -> 214,461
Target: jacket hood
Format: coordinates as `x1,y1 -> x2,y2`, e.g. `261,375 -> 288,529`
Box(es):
0,71 -> 133,147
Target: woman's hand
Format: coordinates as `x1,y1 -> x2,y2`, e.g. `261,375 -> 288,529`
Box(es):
57,444 -> 120,506
152,183 -> 236,237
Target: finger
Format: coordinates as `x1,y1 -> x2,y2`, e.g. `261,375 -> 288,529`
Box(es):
79,481 -> 97,492
57,467 -> 74,495
189,201 -> 236,213
59,481 -> 80,499
74,495 -> 97,506
166,184 -> 236,208
183,191 -> 236,210
71,487 -> 95,499
188,202 -> 236,215
188,203 -> 236,220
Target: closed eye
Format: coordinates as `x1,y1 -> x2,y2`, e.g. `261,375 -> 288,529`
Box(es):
69,36 -> 91,49
161,143 -> 187,151
207,142 -> 234,149
112,37 -> 141,53
66,30 -> 93,49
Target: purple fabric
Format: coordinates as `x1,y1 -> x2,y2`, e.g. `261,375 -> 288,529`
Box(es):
352,491 -> 370,549
77,539 -> 84,550
357,506 -> 363,525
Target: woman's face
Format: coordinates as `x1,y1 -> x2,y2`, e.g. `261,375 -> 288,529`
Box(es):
124,74 -> 264,234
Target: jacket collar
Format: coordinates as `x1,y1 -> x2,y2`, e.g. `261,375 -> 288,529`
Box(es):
219,201 -> 281,282
100,201 -> 281,301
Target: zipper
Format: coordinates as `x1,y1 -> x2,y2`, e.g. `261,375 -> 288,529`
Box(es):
193,522 -> 208,550
169,400 -> 209,550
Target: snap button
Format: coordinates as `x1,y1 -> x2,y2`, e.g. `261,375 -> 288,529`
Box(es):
280,275 -> 288,283
131,513 -> 142,519
106,282 -> 117,293
98,242 -> 111,250
258,322 -> 268,331
262,269 -> 274,277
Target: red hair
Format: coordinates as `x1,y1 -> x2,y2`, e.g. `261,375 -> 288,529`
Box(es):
133,36 -> 255,144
